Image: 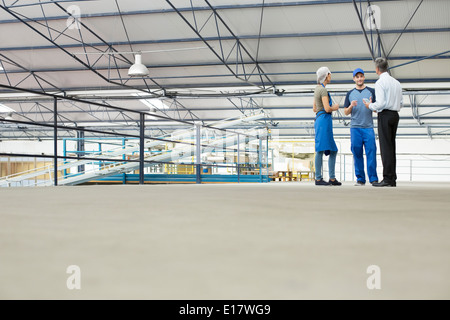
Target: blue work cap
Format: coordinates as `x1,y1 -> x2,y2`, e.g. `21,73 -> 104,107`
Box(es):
353,68 -> 365,77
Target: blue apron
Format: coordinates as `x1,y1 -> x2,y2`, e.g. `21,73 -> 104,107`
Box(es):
315,85 -> 338,154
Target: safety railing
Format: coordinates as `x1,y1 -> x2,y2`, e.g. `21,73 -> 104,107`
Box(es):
0,84 -> 269,187
323,153 -> 450,182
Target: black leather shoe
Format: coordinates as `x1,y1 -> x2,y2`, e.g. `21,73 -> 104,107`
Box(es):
372,180 -> 396,187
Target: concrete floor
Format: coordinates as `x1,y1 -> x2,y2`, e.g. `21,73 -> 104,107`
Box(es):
0,182 -> 449,300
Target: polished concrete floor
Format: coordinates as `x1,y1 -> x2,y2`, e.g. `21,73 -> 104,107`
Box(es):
1,182 -> 449,300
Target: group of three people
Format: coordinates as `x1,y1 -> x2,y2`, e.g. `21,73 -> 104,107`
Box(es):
313,57 -> 403,187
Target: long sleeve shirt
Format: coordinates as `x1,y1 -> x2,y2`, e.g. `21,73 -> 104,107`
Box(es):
369,72 -> 403,113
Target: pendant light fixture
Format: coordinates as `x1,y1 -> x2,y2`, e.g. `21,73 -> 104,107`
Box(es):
128,53 -> 149,77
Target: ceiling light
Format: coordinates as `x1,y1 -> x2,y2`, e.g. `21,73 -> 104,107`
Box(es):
0,104 -> 15,120
133,94 -> 169,110
128,53 -> 149,77
0,103 -> 15,113
138,98 -> 169,110
73,47 -> 209,78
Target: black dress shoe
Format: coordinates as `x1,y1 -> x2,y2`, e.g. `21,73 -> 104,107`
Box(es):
372,180 -> 396,187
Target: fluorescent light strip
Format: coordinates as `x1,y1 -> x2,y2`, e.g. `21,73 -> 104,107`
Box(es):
0,103 -> 15,113
132,93 -> 169,110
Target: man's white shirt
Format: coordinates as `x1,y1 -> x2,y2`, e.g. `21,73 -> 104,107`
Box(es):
369,72 -> 403,113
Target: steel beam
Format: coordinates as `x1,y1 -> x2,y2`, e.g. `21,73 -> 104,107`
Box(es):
2,77 -> 450,95
0,83 -> 195,125
139,113 -> 145,184
352,0 -> 388,60
0,53 -> 63,93
0,1 -> 399,24
386,0 -> 424,58
0,3 -> 163,97
4,103 -> 450,115
2,28 -> 448,53
165,0 -> 275,91
389,50 -> 450,70
4,90 -> 450,103
53,97 -> 58,186
5,115 -> 450,127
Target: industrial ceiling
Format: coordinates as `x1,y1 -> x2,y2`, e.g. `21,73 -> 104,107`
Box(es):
0,0 -> 449,139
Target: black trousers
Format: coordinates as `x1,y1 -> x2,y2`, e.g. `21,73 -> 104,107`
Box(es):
377,110 -> 399,183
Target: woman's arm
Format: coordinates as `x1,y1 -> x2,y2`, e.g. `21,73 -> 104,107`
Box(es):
322,96 -> 338,113
313,101 -> 317,113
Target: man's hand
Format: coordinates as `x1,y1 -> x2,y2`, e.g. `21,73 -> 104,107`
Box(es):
363,97 -> 372,109
350,100 -> 357,108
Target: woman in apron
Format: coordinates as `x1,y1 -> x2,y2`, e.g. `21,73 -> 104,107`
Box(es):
313,67 -> 342,186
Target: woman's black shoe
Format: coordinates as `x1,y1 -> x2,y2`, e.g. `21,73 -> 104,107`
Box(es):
315,179 -> 331,186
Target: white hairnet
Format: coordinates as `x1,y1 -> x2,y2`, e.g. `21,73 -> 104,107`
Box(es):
316,67 -> 331,84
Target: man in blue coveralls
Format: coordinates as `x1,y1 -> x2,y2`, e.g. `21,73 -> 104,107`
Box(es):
344,68 -> 379,186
